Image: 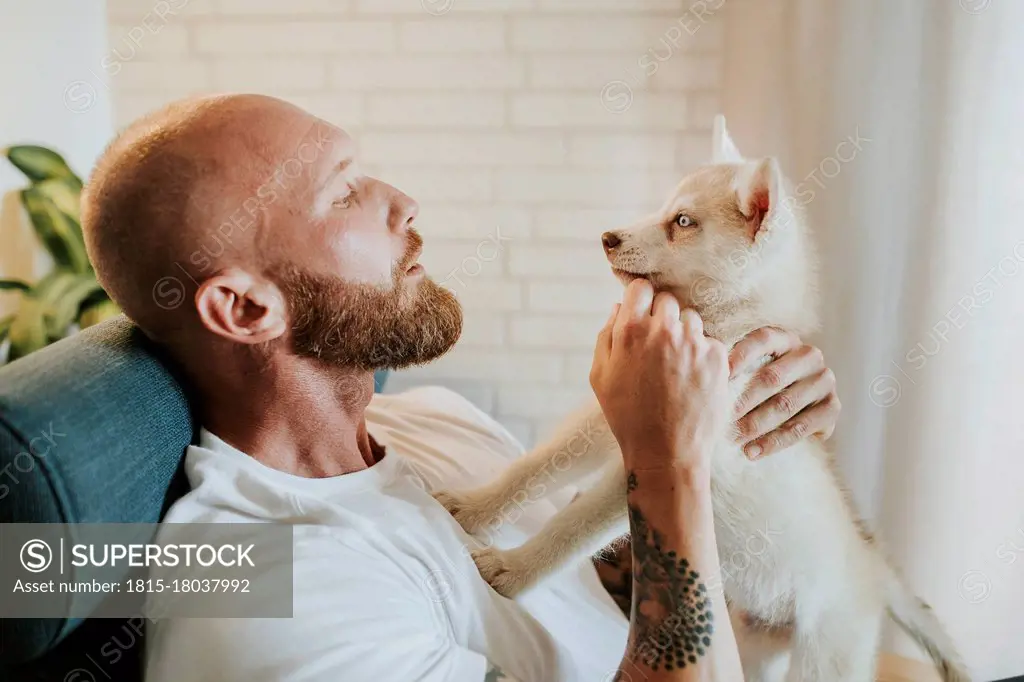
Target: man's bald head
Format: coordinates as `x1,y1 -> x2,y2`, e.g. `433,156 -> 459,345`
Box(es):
82,94 -> 323,337
81,93 -> 461,374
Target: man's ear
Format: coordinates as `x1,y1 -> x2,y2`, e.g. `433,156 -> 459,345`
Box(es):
195,267 -> 288,345
732,157 -> 783,241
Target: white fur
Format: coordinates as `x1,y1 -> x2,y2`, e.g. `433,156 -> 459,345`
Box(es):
435,117 -> 968,682
713,114 -> 744,164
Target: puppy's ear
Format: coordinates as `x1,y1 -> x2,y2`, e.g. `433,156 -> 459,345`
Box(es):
712,115 -> 745,164
733,157 -> 783,241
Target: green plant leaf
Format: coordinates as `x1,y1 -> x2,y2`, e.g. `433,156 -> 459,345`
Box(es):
3,145 -> 82,186
45,275 -> 103,338
79,298 -> 120,329
31,270 -> 96,339
20,187 -> 90,273
31,270 -> 76,337
35,177 -> 82,222
0,279 -> 31,292
7,297 -> 49,361
35,270 -> 79,303
78,285 -> 110,313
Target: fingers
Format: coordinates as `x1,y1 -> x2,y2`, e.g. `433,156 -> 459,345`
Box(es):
680,308 -> 704,341
733,343 -> 826,419
742,392 -> 841,459
802,391 -> 841,441
728,326 -> 802,379
735,367 -> 837,456
651,292 -> 681,325
705,336 -> 730,376
595,303 -> 620,355
614,279 -> 655,338
620,279 -> 655,320
591,303 -> 620,391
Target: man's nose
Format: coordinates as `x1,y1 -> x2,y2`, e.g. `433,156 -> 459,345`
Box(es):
602,231 -> 622,252
387,184 -> 419,233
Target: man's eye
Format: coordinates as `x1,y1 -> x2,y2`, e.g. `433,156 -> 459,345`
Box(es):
675,213 -> 696,228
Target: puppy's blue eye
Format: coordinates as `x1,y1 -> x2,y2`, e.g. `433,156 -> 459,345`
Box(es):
676,213 -> 695,228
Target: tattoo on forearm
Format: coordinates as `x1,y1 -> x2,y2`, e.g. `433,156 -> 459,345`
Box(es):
625,471 -> 715,672
595,474 -> 641,617
594,541 -> 633,617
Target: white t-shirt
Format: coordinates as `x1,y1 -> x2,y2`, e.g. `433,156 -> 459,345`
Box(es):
144,387 -> 629,682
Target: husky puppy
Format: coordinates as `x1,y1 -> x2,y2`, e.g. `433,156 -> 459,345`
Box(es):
435,117 -> 969,682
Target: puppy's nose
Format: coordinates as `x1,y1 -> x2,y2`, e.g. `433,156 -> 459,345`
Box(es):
601,231 -> 622,252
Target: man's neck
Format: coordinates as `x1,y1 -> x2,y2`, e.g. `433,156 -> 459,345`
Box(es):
187,353 -> 380,478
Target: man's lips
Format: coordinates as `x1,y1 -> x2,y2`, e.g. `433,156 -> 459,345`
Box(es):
403,244 -> 424,275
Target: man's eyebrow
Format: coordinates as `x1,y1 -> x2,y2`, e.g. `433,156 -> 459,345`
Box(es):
317,158 -> 354,195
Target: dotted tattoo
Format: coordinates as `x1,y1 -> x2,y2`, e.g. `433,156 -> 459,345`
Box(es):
625,473 -> 715,672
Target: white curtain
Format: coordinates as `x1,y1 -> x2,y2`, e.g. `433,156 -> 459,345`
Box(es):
720,1 -> 1024,679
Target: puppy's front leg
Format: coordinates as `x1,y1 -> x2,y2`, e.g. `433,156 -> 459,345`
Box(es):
435,401 -> 616,533
471,463 -> 629,598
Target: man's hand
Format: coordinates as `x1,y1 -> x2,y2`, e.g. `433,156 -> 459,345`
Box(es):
729,326 -> 841,460
590,279 -> 730,473
592,281 -> 746,680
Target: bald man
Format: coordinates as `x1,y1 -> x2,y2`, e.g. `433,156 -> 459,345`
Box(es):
81,94 -> 840,682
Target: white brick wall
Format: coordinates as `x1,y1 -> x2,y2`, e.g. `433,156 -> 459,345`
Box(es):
103,0 -> 722,444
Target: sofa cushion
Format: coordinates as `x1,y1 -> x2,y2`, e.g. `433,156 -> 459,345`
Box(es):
0,316 -> 193,673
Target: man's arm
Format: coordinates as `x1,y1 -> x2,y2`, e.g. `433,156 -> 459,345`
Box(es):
616,466 -> 742,681
595,327 -> 841,611
588,281 -> 745,681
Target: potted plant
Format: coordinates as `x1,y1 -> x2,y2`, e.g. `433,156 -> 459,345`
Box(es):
0,145 -> 119,362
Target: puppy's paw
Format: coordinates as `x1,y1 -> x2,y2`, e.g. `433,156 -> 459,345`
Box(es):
432,489 -> 499,534
471,547 -> 535,598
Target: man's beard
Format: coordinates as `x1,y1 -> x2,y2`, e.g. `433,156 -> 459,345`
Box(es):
271,237 -> 463,371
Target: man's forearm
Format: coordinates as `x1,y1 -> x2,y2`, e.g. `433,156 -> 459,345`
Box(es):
615,460 -> 743,682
